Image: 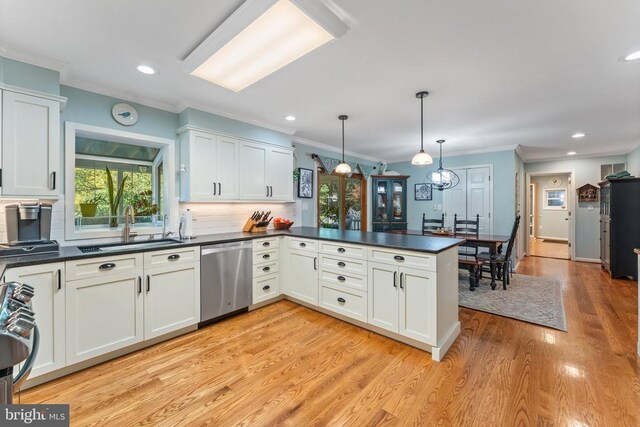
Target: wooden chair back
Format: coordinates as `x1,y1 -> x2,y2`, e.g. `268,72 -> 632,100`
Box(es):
422,213 -> 444,234
454,214 -> 480,237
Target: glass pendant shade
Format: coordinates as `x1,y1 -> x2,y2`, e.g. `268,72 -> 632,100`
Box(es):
425,140 -> 459,191
411,91 -> 433,165
411,150 -> 433,165
334,161 -> 352,174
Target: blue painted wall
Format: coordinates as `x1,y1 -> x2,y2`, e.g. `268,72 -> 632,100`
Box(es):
626,146 -> 640,177
388,150 -> 518,236
0,57 -> 60,95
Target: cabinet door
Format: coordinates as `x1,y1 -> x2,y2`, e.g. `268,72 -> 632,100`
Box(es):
4,263 -> 65,378
289,250 -> 318,305
66,273 -> 143,364
399,267 -> 437,345
144,262 -> 200,339
188,131 -> 216,200
267,147 -> 293,201
2,91 -> 60,196
368,263 -> 399,332
238,142 -> 268,199
216,136 -> 239,199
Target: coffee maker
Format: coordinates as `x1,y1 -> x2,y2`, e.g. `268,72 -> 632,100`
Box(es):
1,203 -> 58,256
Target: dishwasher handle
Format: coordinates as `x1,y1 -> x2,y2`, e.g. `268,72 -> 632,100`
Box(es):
201,241 -> 253,255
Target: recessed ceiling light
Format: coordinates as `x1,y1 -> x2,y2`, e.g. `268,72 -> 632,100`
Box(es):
183,0 -> 348,92
567,151 -> 577,156
624,51 -> 640,61
572,132 -> 586,139
136,65 -> 157,75
285,115 -> 296,121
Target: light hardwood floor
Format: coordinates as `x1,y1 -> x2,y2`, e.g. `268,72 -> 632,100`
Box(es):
21,257 -> 639,426
529,238 -> 570,259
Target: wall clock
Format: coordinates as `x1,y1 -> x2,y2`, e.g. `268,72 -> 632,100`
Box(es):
547,176 -> 562,188
112,103 -> 138,126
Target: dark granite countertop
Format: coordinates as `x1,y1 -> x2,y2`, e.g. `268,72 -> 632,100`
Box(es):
0,227 -> 464,276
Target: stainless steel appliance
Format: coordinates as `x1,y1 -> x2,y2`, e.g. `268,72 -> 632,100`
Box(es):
0,281 -> 39,404
200,241 -> 252,325
3,203 -> 59,257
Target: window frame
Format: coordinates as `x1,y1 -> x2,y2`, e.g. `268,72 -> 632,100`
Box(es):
316,168 -> 367,231
543,188 -> 567,210
64,122 -> 176,241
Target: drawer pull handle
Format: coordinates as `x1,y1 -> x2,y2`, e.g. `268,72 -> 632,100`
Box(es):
262,254 -> 270,259
263,242 -> 270,247
57,269 -> 62,290
263,285 -> 271,291
337,297 -> 346,303
337,276 -> 346,282
138,276 -> 142,294
337,261 -> 346,267
393,255 -> 405,262
146,275 -> 150,292
99,263 -> 116,270
337,247 -> 346,253
393,271 -> 398,288
168,254 -> 180,261
299,242 -> 307,247
263,266 -> 271,272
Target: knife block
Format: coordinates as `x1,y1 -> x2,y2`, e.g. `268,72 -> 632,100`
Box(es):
242,217 -> 268,233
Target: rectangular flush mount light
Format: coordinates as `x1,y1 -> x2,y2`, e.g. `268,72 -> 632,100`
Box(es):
183,0 -> 348,92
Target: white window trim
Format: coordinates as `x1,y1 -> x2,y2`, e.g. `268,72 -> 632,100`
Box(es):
64,122 -> 176,241
543,188 -> 567,210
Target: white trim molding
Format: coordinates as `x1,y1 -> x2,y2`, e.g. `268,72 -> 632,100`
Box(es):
575,257 -> 601,263
292,135 -> 385,163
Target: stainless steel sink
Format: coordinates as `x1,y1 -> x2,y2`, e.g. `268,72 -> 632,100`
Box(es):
78,239 -> 182,253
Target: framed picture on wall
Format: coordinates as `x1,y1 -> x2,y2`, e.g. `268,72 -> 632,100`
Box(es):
298,168 -> 313,198
415,183 -> 432,201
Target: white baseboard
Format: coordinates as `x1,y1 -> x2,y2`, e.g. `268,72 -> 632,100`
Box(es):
575,257 -> 601,263
536,236 -> 569,242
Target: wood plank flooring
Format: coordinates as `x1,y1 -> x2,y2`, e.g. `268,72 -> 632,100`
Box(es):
21,257 -> 640,426
529,238 -> 570,259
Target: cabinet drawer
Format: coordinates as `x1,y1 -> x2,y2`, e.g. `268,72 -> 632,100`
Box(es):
320,269 -> 367,292
288,237 -> 318,252
253,248 -> 279,264
319,242 -> 366,260
253,273 -> 280,304
319,254 -> 367,276
320,285 -> 367,322
66,254 -> 143,281
144,246 -> 200,268
254,261 -> 279,277
253,238 -> 280,250
368,248 -> 436,272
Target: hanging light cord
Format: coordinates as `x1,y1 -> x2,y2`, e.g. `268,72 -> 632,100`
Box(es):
342,118 -> 345,161
420,95 -> 424,152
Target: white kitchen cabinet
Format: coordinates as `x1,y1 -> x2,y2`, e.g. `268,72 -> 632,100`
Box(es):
288,249 -> 319,305
267,147 -> 293,200
65,272 -> 144,364
238,141 -> 268,199
4,263 -> 65,379
144,262 -> 200,339
178,129 -> 239,201
253,273 -> 280,304
1,90 -> 61,196
368,263 -> 399,332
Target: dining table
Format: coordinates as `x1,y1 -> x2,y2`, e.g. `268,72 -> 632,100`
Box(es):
389,229 -> 511,289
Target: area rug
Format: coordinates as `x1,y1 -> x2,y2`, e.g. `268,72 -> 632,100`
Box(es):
458,270 -> 567,331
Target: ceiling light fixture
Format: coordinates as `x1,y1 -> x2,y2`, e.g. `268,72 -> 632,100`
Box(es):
425,140 -> 459,191
567,151 -> 577,156
624,51 -> 640,61
183,0 -> 348,92
411,91 -> 434,166
136,65 -> 157,75
285,115 -> 296,121
334,115 -> 352,174
572,132 -> 586,139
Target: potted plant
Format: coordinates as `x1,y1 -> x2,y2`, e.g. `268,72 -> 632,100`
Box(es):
106,166 -> 128,228
132,190 -> 160,217
79,194 -> 104,218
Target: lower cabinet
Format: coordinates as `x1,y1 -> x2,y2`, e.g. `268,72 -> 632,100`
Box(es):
288,249 -> 319,305
144,262 -> 200,340
66,272 -> 144,365
4,263 -> 65,379
253,273 -> 280,304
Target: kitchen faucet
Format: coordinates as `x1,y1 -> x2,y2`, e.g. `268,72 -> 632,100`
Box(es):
123,205 -> 138,243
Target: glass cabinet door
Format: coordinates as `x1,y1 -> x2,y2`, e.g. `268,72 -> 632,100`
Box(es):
375,180 -> 388,221
392,180 -> 404,221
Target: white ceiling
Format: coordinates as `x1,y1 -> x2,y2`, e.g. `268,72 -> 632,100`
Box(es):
1,0 -> 639,162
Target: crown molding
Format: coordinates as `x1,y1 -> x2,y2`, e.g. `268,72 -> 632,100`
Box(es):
0,47 -> 70,80
524,147 -> 639,164
385,144 -> 521,164
0,82 -> 67,107
291,135 -> 385,163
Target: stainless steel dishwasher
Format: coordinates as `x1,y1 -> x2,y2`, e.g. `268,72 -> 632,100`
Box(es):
200,241 -> 253,325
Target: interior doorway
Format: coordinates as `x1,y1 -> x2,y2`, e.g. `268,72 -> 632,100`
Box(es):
526,172 -> 573,260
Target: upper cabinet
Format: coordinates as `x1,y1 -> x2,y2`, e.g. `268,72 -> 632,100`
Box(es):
1,89 -> 62,197
179,127 -> 293,202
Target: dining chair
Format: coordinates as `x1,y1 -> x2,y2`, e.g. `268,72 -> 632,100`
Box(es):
422,213 -> 444,234
477,215 -> 521,290
454,214 -> 480,256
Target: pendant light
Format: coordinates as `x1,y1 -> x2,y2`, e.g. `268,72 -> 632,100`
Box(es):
411,91 -> 433,165
334,115 -> 352,174
425,140 -> 459,191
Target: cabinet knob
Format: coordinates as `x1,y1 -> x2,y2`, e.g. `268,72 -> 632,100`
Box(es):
337,276 -> 346,282
337,297 -> 346,303
263,285 -> 271,291
337,247 -> 346,253
99,263 -> 116,270
168,254 -> 180,261
263,266 -> 271,272
263,242 -> 270,247
337,261 -> 346,267
262,254 -> 270,259
299,242 -> 307,247
393,255 -> 405,262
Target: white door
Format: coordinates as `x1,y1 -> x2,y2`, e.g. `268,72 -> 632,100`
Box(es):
466,167 -> 491,233
399,267 -> 436,345
443,169 -> 467,228
367,264 -> 399,333
66,272 -> 143,364
267,147 -> 293,201
2,91 -> 60,196
216,136 -> 239,199
5,263 -> 65,378
238,142 -> 268,200
289,250 -> 318,305
144,262 -> 200,339
189,131 -> 216,200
